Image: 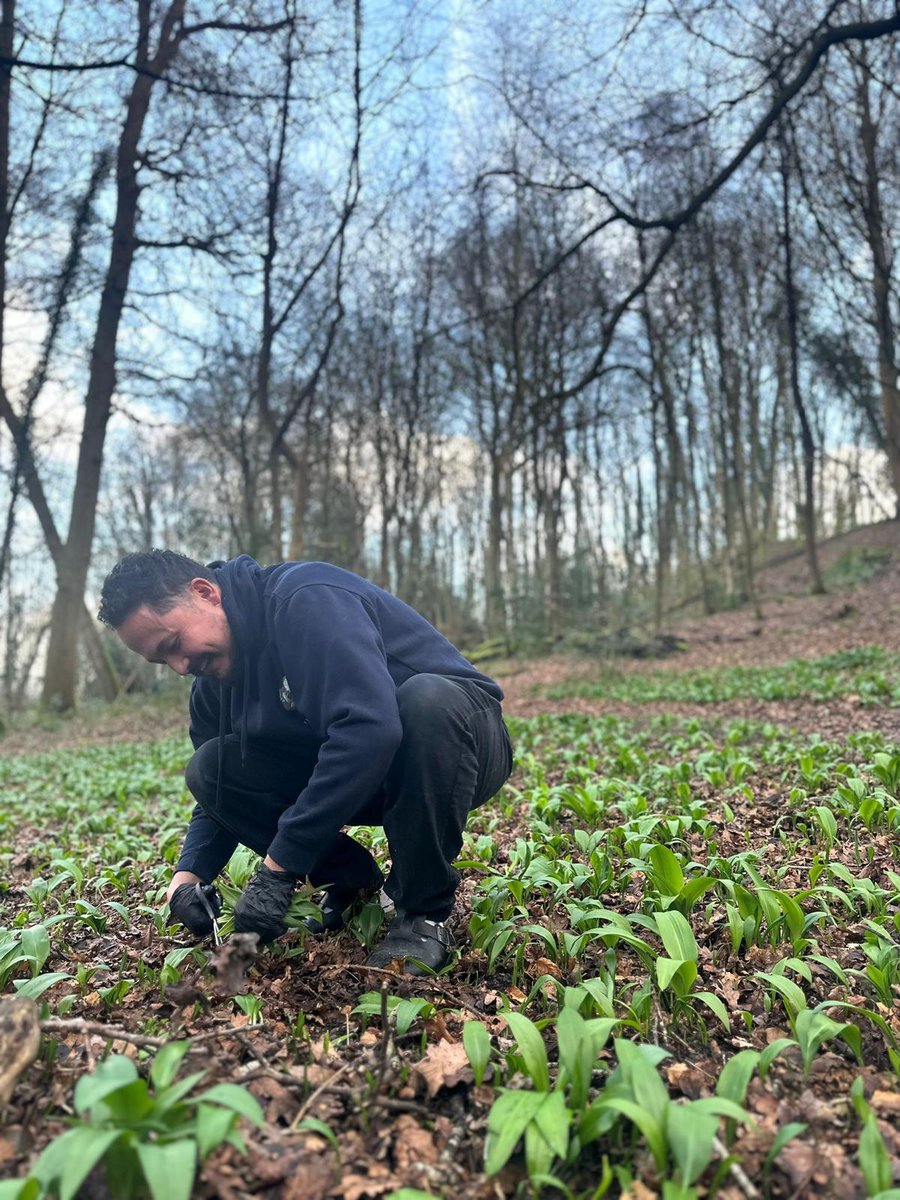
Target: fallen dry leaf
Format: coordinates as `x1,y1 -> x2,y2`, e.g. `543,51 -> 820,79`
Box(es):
307,1037 -> 342,1065
433,1114 -> 454,1150
530,956 -> 561,979
778,1088 -> 837,1126
718,971 -> 742,1008
339,1164 -> 398,1200
411,1039 -> 473,1098
749,1089 -> 779,1120
201,1161 -> 250,1200
248,1076 -> 299,1125
776,1141 -> 816,1190
812,1140 -> 850,1188
621,1182 -> 658,1200
249,1148 -> 307,1186
392,1115 -> 439,1167
290,1062 -> 335,1087
872,1090 -> 900,1114
665,1061 -> 708,1098
281,1156 -> 338,1200
764,1025 -> 791,1044
424,1011 -> 453,1042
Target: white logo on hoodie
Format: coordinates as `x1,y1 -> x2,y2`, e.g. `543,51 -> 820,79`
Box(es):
278,676 -> 296,711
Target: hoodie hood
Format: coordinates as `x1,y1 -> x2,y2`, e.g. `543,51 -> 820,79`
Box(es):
212,554 -> 268,672
206,554 -> 270,789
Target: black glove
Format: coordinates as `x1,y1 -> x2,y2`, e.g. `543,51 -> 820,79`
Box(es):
233,864 -> 296,944
169,882 -> 222,937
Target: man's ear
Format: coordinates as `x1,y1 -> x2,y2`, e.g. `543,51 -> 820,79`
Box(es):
189,577 -> 222,606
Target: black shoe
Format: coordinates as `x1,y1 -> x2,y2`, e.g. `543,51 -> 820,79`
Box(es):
366,915 -> 453,976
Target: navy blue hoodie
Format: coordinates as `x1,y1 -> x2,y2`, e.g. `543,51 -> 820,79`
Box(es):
176,556 -> 503,881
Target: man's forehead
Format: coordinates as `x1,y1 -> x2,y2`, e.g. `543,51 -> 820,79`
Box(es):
117,604 -> 177,652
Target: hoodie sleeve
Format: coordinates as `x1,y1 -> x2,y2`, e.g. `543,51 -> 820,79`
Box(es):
175,804 -> 238,883
265,584 -> 403,876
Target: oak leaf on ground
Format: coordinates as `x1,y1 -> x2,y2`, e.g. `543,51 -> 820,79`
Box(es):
411,1039 -> 473,1098
392,1115 -> 439,1167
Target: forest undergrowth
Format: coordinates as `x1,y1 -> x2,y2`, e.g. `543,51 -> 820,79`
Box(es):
1,574 -> 899,1199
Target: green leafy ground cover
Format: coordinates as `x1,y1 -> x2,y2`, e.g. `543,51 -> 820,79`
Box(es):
541,647 -> 900,707
0,655 -> 899,1199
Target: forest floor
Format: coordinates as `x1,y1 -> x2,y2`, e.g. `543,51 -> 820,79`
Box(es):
499,518 -> 900,741
0,519 -> 898,1200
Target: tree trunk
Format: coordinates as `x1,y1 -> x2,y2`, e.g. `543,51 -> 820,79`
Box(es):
779,127 -> 825,595
484,446 -> 507,640
288,419 -> 317,563
856,55 -> 900,515
42,0 -> 187,709
643,299 -> 685,632
0,0 -> 12,363
705,225 -> 763,617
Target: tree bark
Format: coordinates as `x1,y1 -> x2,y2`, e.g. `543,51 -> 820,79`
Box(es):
0,0 -> 12,364
856,52 -> 900,515
704,225 -> 762,617
779,126 -> 825,595
41,0 -> 187,709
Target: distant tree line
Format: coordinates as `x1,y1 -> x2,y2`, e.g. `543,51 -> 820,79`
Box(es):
0,0 -> 898,709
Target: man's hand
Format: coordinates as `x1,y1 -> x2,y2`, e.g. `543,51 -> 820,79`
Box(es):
169,880 -> 222,937
234,864 -> 296,944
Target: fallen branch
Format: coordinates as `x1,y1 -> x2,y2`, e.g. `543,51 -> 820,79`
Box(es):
236,1063 -> 430,1120
41,1017 -> 270,1050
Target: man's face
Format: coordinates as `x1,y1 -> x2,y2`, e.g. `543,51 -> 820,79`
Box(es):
116,578 -> 235,683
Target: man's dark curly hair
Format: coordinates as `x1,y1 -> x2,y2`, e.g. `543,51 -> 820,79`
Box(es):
98,550 -> 217,628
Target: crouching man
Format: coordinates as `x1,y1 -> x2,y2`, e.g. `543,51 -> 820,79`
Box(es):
98,550 -> 513,975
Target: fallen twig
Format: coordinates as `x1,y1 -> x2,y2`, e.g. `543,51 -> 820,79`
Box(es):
327,1083 -> 430,1116
712,1134 -> 760,1200
41,1017 -> 271,1050
348,963 -> 487,1019
290,1058 -> 357,1127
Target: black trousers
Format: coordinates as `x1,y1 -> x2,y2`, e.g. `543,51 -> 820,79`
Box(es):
184,674 -> 514,920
